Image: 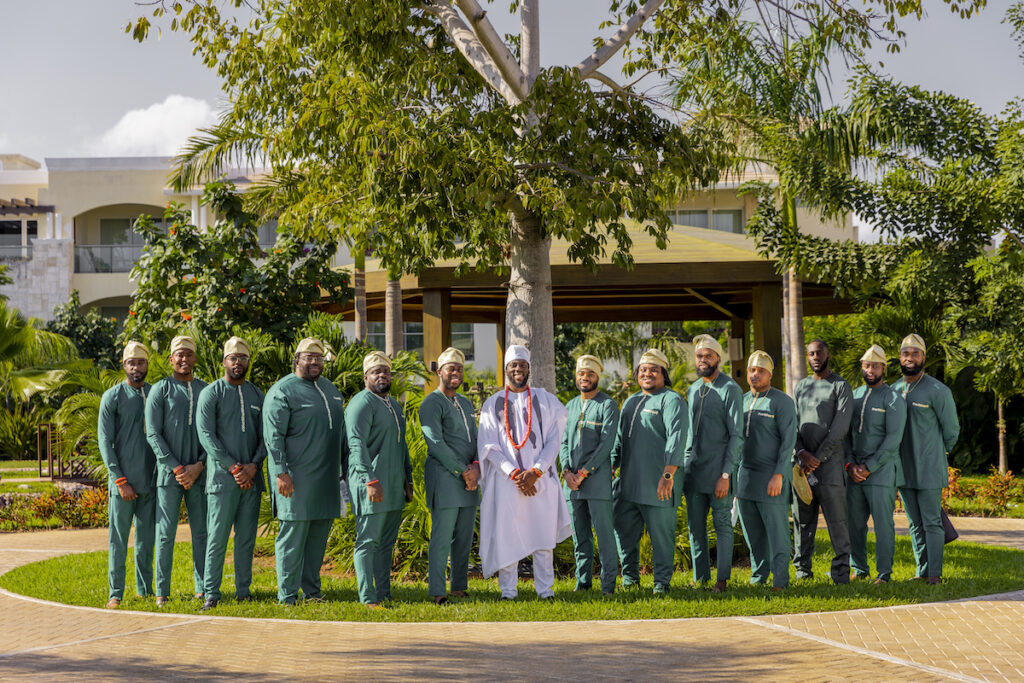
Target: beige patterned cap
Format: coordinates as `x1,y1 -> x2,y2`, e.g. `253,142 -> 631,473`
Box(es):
223,336 -> 251,358
295,338 -> 325,355
363,350 -> 392,374
747,350 -> 774,373
169,335 -> 197,354
437,347 -> 465,369
900,334 -> 926,353
122,340 -> 149,362
860,344 -> 887,364
692,334 -> 724,359
575,354 -> 603,374
638,348 -> 669,370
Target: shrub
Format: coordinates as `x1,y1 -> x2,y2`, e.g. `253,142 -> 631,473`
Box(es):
0,403 -> 49,461
978,467 -> 1018,516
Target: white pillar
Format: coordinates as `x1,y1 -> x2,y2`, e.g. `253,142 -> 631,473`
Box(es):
191,196 -> 200,229
44,213 -> 54,240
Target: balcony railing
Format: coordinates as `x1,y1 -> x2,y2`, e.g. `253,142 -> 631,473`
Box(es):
0,245 -> 33,260
74,245 -> 143,273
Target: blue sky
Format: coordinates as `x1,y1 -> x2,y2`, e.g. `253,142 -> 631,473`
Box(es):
1,1 -> 1020,164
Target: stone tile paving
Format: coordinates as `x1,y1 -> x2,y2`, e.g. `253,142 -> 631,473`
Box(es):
0,518 -> 1021,681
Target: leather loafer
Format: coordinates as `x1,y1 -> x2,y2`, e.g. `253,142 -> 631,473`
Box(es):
926,576 -> 943,585
200,599 -> 218,612
712,580 -> 728,593
105,598 -> 120,609
155,597 -> 169,608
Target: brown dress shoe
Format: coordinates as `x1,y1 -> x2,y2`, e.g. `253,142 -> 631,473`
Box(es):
926,576 -> 943,585
105,598 -> 121,609
156,596 -> 169,608
451,590 -> 468,598
712,580 -> 728,593
872,578 -> 889,585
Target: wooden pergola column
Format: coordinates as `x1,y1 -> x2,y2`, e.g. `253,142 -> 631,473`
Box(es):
729,317 -> 749,390
751,283 -> 785,390
422,288 -> 451,392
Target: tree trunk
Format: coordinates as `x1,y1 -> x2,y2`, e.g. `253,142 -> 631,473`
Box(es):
998,398 -> 1007,474
781,268 -> 793,393
781,191 -> 805,391
788,266 -> 806,385
506,209 -> 555,392
353,248 -> 367,343
385,278 -> 404,356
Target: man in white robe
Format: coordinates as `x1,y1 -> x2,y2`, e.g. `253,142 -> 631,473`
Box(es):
478,345 -> 571,599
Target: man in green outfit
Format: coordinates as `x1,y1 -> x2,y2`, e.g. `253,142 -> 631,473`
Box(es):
847,344 -> 906,585
792,339 -> 854,584
612,348 -> 689,595
892,333 -> 960,584
420,347 -> 479,605
683,334 -> 743,593
146,335 -> 208,607
559,354 -> 620,595
98,340 -> 157,609
196,336 -> 266,610
347,351 -> 413,607
736,351 -> 797,591
264,337 -> 346,605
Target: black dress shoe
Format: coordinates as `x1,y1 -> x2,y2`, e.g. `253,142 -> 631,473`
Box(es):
236,595 -> 254,603
200,599 -> 218,611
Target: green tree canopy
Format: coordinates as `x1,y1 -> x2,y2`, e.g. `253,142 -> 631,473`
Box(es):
122,182 -> 351,349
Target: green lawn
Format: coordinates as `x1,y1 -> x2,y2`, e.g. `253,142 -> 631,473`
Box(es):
0,470 -> 46,480
0,481 -> 57,494
2,532 -> 1021,622
0,460 -> 42,470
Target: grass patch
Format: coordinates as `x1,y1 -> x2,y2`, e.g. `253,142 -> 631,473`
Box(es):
0,460 -> 42,470
0,482 -> 57,494
1,532 -> 1021,622
0,470 -> 46,480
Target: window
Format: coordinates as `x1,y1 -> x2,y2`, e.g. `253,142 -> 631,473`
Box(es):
365,322 -> 424,358
364,321 -> 469,361
672,210 -> 709,229
99,306 -> 130,333
452,323 -> 475,361
712,209 -> 743,234
26,220 -> 37,243
99,218 -> 133,245
257,219 -> 278,246
0,221 -> 21,246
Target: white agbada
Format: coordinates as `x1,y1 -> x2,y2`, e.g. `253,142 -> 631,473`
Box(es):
478,384 -> 572,577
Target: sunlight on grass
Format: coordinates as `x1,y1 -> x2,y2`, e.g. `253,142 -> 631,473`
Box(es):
1,532 -> 1020,622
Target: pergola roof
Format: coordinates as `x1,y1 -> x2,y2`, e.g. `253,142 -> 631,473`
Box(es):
330,223 -> 851,324
0,198 -> 54,216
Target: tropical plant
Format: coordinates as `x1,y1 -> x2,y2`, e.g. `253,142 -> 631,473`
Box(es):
122,182 -> 351,350
45,291 -> 119,369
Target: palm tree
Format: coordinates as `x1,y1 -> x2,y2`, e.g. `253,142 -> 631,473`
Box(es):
673,21 -> 862,390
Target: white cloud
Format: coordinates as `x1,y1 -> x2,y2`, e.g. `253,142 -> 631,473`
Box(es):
83,95 -> 217,156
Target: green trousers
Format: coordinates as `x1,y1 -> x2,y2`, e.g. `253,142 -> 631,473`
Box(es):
847,483 -> 897,581
275,518 -> 333,604
685,490 -> 734,583
354,510 -> 403,604
899,487 -> 944,578
427,505 -> 476,597
737,497 -> 790,588
614,497 -> 677,590
203,485 -> 261,601
155,483 -> 208,598
108,488 -> 156,601
569,497 -> 618,593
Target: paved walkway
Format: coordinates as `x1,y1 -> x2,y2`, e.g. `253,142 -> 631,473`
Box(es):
0,518 -> 1022,682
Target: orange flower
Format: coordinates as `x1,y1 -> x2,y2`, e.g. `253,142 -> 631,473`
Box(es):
217,307 -> 222,312
128,310 -> 136,316
181,313 -> 192,321
170,229 -> 177,236
240,287 -> 246,293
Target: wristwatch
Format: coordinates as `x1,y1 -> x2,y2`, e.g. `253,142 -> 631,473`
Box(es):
663,472 -> 673,480
721,473 -> 730,480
